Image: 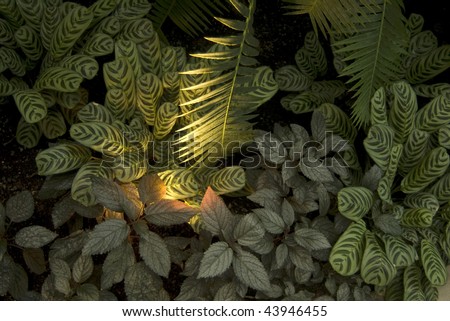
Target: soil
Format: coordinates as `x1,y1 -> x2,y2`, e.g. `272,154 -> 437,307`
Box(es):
1,0 -> 449,300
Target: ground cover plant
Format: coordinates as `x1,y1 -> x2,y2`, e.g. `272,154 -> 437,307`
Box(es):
0,0 -> 449,301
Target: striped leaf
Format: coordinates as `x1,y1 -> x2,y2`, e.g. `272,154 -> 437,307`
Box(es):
438,125 -> 450,149
16,0 -> 44,32
34,67 -> 83,92
403,264 -> 426,300
407,45 -> 450,84
136,32 -> 162,77
80,32 -> 114,57
420,239 -> 447,286
115,39 -> 142,78
303,31 -> 327,77
275,65 -> 311,91
70,122 -> 126,156
0,18 -> 17,48
114,0 -> 151,21
338,186 -> 373,221
0,75 -> 15,96
14,25 -> 43,61
50,5 -> 93,60
398,129 -> 429,176
56,91 -> 82,110
422,275 -> 439,301
36,143 -> 91,176
383,235 -> 416,268
295,47 -> 316,80
112,149 -> 148,183
161,71 -> 180,104
377,144 -> 403,204
59,55 -> 99,80
205,166 -> 245,195
406,13 -> 424,37
415,94 -> 450,132
41,6 -> 61,51
89,16 -> 121,39
283,91 -> 325,114
162,46 -> 180,74
103,57 -> 136,109
361,231 -> 396,286
318,103 -> 357,143
88,0 -> 117,27
0,47 -> 25,76
78,102 -> 113,124
104,89 -> 130,121
118,18 -> 154,43
363,124 -> 395,170
385,272 -> 404,301
157,169 -> 199,200
409,30 -> 437,57
13,89 -> 47,123
428,173 -> 450,204
401,208 -> 433,228
329,219 -> 366,276
136,73 -> 163,126
389,81 -> 418,145
153,102 -> 178,140
16,117 -> 41,148
400,147 -> 449,193
414,83 -> 450,99
0,0 -> 23,28
404,192 -> 440,214
41,108 -> 66,139
71,160 -> 115,206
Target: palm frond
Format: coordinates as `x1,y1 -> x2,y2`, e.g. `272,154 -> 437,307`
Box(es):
149,0 -> 227,41
174,0 -> 278,166
336,0 -> 408,127
282,0 -> 379,36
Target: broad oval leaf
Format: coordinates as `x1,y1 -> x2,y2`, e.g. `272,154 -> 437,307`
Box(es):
338,186 -> 373,221
329,219 -> 366,276
72,255 -> 94,284
360,231 -> 396,286
200,187 -> 234,236
138,174 -> 166,205
232,249 -> 271,292
252,208 -> 285,234
294,228 -> 331,251
421,239 -> 447,286
198,241 -> 233,278
233,213 -> 265,246
6,190 -> 34,223
36,143 -> 91,176
145,200 -> 197,226
82,219 -> 129,255
138,229 -> 171,278
15,226 -> 57,248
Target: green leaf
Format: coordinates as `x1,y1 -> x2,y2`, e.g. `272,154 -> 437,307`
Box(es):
329,219 -> 366,276
23,248 -> 46,275
139,230 -> 171,278
275,243 -> 289,268
198,241 -> 233,278
252,208 -> 285,234
124,262 -> 162,300
101,242 -> 135,290
82,219 -> 129,255
299,160 -> 334,183
233,213 -> 265,246
294,228 -> 331,251
145,199 -> 197,226
0,255 -> 14,296
214,282 -> 238,301
281,198 -> 295,227
289,246 -> 315,271
5,190 -> 34,223
35,143 -> 91,176
8,263 -> 28,299
383,235 -> 416,268
138,174 -> 166,205
233,249 -> 271,292
363,124 -> 395,170
361,231 -> 396,286
72,255 -> 94,284
200,187 -> 234,236
338,186 -> 373,221
77,283 -> 100,301
15,225 -> 57,248
421,239 -> 447,286
403,264 -> 426,300
255,133 -> 287,165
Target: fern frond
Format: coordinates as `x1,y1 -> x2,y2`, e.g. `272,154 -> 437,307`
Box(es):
336,0 -> 408,127
282,0 -> 379,36
175,0 -> 277,165
149,0 -> 227,41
